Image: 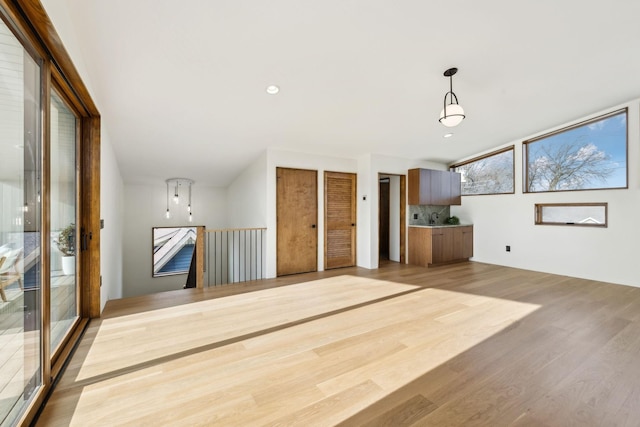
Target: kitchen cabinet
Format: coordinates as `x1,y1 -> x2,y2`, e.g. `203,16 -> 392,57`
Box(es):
408,168 -> 461,205
408,225 -> 473,267
453,226 -> 474,259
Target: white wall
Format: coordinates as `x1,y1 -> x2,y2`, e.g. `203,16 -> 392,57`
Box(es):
356,154 -> 373,269
122,184 -> 227,297
100,135 -> 124,309
227,152 -> 267,228
451,100 -> 640,288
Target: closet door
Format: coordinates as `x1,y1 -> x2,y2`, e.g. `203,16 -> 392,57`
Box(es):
276,168 -> 317,276
325,172 -> 356,269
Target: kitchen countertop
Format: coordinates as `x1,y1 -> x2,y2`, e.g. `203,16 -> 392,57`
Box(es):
409,224 -> 473,228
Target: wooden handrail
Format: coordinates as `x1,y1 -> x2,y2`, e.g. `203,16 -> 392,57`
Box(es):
205,227 -> 266,233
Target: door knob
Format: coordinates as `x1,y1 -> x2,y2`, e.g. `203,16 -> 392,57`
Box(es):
311,224 -> 316,228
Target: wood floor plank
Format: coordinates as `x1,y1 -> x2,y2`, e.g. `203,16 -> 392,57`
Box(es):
35,261 -> 640,426
361,394 -> 437,427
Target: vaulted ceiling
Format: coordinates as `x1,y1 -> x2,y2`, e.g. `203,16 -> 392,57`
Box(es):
47,0 -> 640,186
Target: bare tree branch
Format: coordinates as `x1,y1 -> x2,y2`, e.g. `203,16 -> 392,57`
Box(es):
528,136 -> 614,191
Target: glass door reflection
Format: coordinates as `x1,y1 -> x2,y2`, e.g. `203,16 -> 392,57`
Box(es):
0,18 -> 42,426
50,90 -> 78,354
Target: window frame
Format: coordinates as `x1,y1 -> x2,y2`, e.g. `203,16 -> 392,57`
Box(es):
449,145 -> 515,196
534,202 -> 608,227
523,108 -> 628,194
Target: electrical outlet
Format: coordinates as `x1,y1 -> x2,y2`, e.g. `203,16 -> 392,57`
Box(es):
506,245 -> 511,252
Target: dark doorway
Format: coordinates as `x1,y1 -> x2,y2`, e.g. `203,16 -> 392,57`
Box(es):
378,178 -> 390,260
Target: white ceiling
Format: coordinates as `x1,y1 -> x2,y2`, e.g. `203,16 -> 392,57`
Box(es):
57,0 -> 640,186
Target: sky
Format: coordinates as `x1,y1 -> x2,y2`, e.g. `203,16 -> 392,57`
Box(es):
527,110 -> 627,189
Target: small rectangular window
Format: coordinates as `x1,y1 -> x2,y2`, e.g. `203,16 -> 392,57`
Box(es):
534,203 -> 607,227
450,146 -> 514,195
524,109 -> 627,193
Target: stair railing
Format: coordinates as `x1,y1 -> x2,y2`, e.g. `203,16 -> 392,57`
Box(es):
205,227 -> 266,286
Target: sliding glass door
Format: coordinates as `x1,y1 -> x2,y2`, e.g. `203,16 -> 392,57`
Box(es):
0,1 -> 101,424
0,18 -> 42,426
50,90 -> 79,353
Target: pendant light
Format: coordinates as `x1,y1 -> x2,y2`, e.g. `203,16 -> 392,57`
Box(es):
165,178 -> 194,221
165,181 -> 171,219
188,181 -> 193,222
439,67 -> 465,127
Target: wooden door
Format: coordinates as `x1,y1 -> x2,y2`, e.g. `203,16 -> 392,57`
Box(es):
325,171 -> 357,269
276,168 -> 318,276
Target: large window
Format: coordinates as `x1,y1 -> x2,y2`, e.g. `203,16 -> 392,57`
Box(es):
524,109 -> 627,193
450,146 -> 514,195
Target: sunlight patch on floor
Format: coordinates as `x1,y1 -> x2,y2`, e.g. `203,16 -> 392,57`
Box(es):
74,275 -> 419,382
48,275 -> 540,426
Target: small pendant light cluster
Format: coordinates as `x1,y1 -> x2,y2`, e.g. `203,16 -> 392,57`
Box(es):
165,178 -> 194,222
439,67 -> 466,127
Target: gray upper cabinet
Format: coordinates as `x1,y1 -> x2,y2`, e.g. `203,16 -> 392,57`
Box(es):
408,168 -> 461,206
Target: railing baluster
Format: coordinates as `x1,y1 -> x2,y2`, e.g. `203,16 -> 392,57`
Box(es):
202,227 -> 266,287
249,230 -> 256,280
224,230 -> 227,285
245,230 -> 249,282
236,230 -> 239,283
213,232 -> 222,286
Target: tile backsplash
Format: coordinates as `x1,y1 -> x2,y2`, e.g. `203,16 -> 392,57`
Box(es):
409,205 -> 451,226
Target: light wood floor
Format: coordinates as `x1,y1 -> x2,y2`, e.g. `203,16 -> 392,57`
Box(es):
36,262 -> 640,426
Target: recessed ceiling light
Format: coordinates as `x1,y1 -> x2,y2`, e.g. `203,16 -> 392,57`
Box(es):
266,85 -> 280,95
444,133 -> 454,138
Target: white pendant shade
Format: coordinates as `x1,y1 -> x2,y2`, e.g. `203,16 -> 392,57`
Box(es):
439,103 -> 465,127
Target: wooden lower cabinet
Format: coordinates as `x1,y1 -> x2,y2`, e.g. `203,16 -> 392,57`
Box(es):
456,226 -> 474,259
408,226 -> 473,267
